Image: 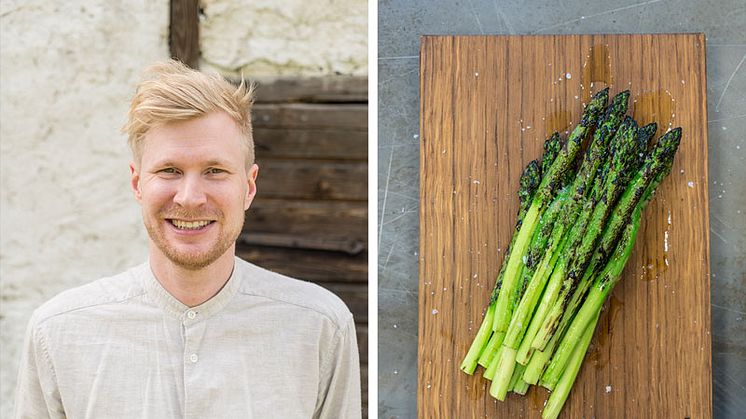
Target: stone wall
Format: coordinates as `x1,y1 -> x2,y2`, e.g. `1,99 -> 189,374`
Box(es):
200,0 -> 368,78
0,1 -> 169,414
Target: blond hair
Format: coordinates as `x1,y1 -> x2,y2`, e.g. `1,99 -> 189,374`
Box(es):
124,59 -> 256,167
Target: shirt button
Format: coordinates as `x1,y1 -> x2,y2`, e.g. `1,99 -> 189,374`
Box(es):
187,310 -> 196,319
189,353 -> 199,363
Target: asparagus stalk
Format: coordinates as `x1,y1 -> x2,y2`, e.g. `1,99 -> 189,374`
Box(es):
482,187 -> 567,383
508,361 -> 528,392
477,329 -> 505,368
469,136 -> 562,375
540,128 -> 682,388
522,336 -> 553,385
511,211 -> 570,362
512,370 -> 531,395
483,343 -> 504,380
509,135 -> 564,309
541,206 -> 643,390
460,158 -> 542,374
540,132 -> 563,183
460,305 -> 497,374
491,89 -> 609,335
583,127 -> 682,281
541,310 -> 601,419
569,121 -> 656,280
489,212 -> 576,398
519,183 -> 573,298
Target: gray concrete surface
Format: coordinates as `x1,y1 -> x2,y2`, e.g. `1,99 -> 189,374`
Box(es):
377,1 -> 746,418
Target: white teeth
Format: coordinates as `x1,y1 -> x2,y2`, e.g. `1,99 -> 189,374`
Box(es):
171,220 -> 211,230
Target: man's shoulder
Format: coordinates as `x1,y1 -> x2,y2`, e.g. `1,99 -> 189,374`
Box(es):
234,257 -> 353,329
31,264 -> 147,327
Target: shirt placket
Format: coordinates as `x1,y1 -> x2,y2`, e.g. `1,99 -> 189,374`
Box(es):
182,308 -> 206,419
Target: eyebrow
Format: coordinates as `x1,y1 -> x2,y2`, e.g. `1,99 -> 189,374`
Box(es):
149,159 -> 236,169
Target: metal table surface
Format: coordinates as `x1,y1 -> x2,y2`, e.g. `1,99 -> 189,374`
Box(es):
377,1 -> 746,417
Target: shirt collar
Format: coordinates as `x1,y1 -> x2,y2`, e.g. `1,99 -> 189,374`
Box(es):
138,259 -> 242,321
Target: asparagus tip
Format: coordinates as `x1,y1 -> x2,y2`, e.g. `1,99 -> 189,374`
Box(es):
612,90 -> 631,103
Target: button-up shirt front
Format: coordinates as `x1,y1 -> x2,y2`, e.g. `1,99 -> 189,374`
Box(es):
15,257 -> 361,419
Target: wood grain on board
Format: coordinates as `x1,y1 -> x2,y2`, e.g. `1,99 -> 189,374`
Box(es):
418,34 -> 711,418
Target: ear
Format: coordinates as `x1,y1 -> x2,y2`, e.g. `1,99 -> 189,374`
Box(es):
244,163 -> 259,210
130,162 -> 143,202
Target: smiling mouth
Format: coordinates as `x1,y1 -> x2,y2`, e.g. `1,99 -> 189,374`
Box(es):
169,219 -> 214,230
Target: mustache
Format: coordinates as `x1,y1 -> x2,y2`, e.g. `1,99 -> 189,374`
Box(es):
159,206 -> 221,220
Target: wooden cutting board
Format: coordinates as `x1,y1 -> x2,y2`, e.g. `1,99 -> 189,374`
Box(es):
418,34 -> 711,418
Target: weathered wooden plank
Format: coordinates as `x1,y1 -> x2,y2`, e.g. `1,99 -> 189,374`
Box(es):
419,34 -> 711,418
252,103 -> 367,130
239,232 -> 364,255
168,0 -> 199,68
245,199 -> 366,245
236,246 -> 367,283
256,159 -> 367,201
254,128 -> 367,160
319,283 -> 367,323
245,76 -> 367,103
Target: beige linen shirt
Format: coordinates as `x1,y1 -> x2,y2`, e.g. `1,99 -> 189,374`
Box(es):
14,257 -> 361,419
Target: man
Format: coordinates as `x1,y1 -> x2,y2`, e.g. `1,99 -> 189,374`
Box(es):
15,60 -> 361,419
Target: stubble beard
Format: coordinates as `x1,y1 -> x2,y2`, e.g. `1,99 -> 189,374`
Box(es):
143,209 -> 244,271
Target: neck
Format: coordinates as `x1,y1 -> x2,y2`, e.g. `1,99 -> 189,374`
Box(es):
148,244 -> 236,307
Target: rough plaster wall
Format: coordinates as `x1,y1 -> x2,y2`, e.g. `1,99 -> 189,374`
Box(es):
199,0 -> 368,78
0,1 -> 169,414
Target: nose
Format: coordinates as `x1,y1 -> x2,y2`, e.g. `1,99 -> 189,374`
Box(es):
173,173 -> 208,208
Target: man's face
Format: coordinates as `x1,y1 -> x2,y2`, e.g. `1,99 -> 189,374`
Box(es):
130,111 -> 258,270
